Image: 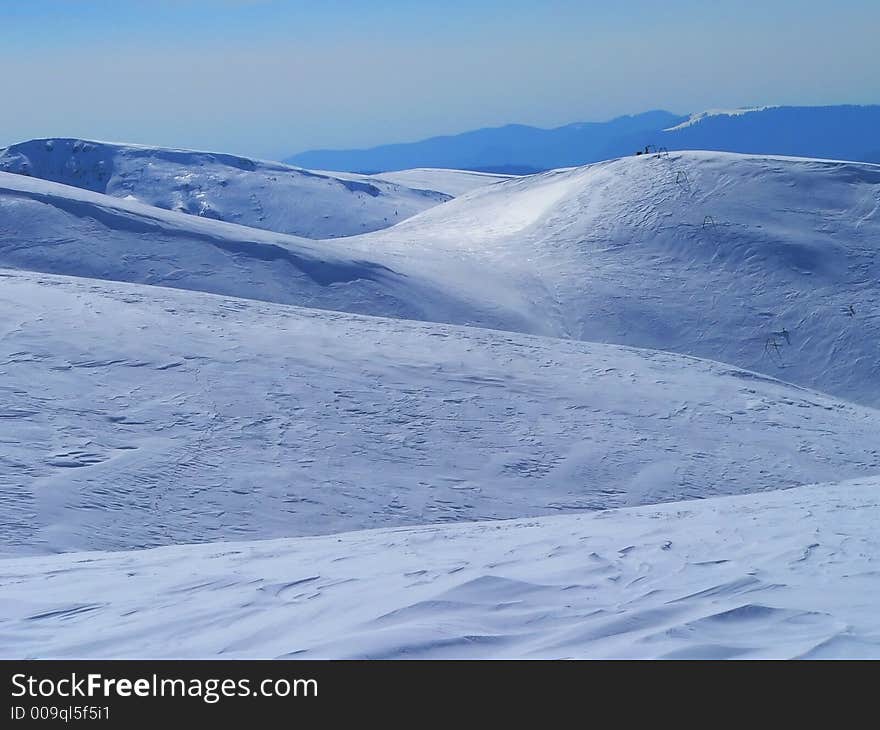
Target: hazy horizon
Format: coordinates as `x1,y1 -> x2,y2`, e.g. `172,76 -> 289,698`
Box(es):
2,1 -> 879,160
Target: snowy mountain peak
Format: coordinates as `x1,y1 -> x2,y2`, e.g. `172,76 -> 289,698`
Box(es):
664,106 -> 779,131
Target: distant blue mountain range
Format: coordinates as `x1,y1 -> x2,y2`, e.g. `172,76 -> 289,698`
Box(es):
285,105 -> 880,173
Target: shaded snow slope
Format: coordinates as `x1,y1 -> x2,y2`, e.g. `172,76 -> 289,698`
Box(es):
355,151 -> 880,406
4,477 -> 880,658
2,270 -> 879,556
0,171 -> 528,332
0,138 -> 450,238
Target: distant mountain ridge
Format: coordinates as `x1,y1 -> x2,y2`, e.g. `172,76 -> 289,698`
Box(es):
286,111 -> 686,173
285,105 -> 880,172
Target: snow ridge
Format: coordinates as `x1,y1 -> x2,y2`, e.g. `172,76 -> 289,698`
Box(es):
0,138 -> 451,238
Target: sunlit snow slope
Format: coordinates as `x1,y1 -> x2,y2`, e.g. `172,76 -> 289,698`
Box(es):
3,145 -> 880,659
2,270 -> 879,556
4,477 -> 880,659
355,151 -> 880,406
0,138 -> 450,238
4,151 -> 879,408
370,168 -> 515,196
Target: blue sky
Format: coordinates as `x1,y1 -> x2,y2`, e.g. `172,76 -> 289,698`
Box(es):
1,0 -> 878,159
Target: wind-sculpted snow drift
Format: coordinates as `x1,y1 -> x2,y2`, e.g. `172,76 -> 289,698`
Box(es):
0,138 -> 451,238
4,478 -> 880,659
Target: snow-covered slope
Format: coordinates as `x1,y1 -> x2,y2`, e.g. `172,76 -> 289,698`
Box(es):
4,477 -> 880,659
0,170 -> 524,331
4,151 -> 880,408
2,269 -> 879,556
0,138 -> 451,238
369,168 -> 515,196
4,151 -> 879,408
3,141 -> 880,659
354,151 -> 880,406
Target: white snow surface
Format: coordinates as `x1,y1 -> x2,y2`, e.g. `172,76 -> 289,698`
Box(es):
4,151 -> 879,406
3,146 -> 880,658
5,270 -> 878,557
369,168 -> 515,196
0,169 -> 524,332
3,477 -> 880,659
351,151 -> 880,406
0,138 -> 450,238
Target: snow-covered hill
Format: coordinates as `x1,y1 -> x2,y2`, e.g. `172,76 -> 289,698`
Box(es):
4,477 -> 880,659
355,151 -> 880,406
0,138 -> 451,238
3,269 -> 878,556
0,170 -> 524,331
4,151 -> 879,407
370,168 -> 515,196
3,143 -> 880,659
